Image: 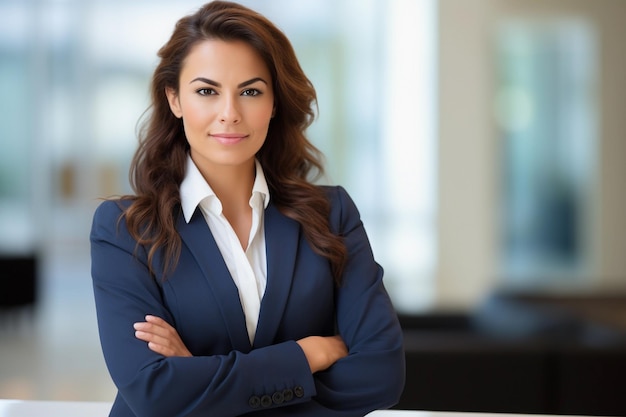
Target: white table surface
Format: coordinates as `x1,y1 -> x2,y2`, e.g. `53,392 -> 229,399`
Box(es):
0,399 -> 593,417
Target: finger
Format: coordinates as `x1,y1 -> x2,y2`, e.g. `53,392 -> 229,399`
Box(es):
145,338 -> 187,358
134,330 -> 163,344
134,321 -> 174,337
133,322 -> 151,331
133,316 -> 169,331
134,330 -> 154,343
145,315 -> 169,326
134,330 -> 175,348
147,341 -> 176,357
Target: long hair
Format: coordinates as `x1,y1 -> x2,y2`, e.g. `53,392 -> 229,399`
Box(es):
122,1 -> 347,283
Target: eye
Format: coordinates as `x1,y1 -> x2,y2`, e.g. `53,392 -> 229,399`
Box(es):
196,88 -> 216,96
241,88 -> 261,97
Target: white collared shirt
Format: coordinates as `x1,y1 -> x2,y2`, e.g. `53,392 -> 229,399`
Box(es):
180,155 -> 270,344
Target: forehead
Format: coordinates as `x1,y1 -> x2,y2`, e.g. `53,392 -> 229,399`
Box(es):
180,39 -> 271,81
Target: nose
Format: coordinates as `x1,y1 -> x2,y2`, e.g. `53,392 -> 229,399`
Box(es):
219,96 -> 241,124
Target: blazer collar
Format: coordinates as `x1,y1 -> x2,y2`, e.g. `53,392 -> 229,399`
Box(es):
176,202 -> 300,351
177,209 -> 251,351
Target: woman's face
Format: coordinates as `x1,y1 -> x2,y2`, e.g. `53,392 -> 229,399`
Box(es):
166,39 -> 274,176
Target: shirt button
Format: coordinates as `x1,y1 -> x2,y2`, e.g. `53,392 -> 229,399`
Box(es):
248,395 -> 261,408
261,394 -> 272,407
282,388 -> 294,402
272,391 -> 284,404
294,385 -> 304,398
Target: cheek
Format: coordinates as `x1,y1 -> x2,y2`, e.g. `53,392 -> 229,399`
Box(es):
255,113 -> 273,130
181,103 -> 212,132
251,106 -> 274,130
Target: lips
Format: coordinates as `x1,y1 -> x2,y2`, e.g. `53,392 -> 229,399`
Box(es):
210,133 -> 248,145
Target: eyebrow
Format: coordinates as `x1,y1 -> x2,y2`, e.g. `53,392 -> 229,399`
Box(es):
189,77 -> 268,88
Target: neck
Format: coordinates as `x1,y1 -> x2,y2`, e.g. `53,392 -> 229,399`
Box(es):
196,158 -> 256,210
195,158 -> 257,250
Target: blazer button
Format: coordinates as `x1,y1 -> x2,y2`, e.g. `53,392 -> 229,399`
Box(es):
294,385 -> 304,398
261,394 -> 272,407
272,391 -> 284,404
282,388 -> 294,402
248,395 -> 261,408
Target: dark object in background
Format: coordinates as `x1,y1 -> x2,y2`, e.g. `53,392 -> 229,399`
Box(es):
396,290 -> 626,416
0,255 -> 38,309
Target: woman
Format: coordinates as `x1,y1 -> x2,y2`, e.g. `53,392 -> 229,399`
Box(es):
90,1 -> 405,416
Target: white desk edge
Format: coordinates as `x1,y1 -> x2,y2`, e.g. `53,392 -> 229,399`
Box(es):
0,399 -> 597,417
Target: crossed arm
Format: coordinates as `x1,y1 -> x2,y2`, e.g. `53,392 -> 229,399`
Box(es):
134,315 -> 348,373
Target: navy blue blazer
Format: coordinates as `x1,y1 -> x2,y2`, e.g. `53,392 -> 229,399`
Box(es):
90,185 -> 405,417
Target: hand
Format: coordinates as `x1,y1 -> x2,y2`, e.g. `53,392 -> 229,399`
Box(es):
296,335 -> 348,373
133,315 -> 192,357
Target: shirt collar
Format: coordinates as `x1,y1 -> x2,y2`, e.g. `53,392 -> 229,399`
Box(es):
180,155 -> 270,223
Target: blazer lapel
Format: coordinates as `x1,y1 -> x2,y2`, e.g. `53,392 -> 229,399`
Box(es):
253,202 -> 300,348
177,209 -> 252,352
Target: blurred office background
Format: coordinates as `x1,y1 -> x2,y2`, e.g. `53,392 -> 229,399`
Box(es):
1,0 -> 626,414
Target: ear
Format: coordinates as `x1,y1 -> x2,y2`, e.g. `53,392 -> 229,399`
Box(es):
165,87 -> 183,118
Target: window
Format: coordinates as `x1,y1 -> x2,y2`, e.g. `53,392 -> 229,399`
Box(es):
495,19 -> 598,284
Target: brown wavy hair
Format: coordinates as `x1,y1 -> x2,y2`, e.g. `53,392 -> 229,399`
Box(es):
121,1 -> 347,283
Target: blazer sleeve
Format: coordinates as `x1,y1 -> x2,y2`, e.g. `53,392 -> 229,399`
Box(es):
90,200 -> 316,417
252,186 -> 406,417
313,186 -> 406,411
